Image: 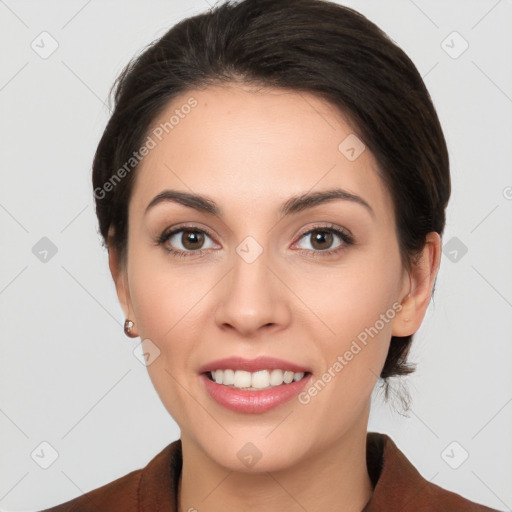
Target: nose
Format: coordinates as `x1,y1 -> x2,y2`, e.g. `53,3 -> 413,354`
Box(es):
214,247 -> 291,337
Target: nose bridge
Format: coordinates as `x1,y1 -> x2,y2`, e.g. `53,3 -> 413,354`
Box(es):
232,236 -> 276,311
235,236 -> 272,291
214,234 -> 289,334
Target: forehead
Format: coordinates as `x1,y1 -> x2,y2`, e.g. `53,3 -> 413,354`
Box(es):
129,84 -> 393,224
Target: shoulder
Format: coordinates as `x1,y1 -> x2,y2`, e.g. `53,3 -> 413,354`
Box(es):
36,439 -> 182,512
37,469 -> 142,512
365,432 -> 502,512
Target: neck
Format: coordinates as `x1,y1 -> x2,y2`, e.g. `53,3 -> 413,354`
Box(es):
177,417 -> 374,512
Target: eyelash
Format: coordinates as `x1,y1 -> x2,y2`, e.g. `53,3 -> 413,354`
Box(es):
155,223 -> 355,259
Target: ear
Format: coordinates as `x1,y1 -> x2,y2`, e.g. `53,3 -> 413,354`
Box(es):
392,232 -> 442,337
108,233 -> 137,335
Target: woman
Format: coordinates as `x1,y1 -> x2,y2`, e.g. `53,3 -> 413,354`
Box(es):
40,0 -> 502,510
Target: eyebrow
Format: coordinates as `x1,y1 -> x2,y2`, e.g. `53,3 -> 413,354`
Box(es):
144,187 -> 374,219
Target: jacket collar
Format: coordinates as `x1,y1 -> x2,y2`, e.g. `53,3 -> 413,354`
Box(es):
362,431 -> 430,511
136,431 -> 486,511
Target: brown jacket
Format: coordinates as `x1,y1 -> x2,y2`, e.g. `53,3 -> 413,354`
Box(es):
39,432 -> 502,511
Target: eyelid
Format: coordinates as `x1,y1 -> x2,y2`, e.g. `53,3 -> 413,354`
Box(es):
157,222 -> 218,244
295,222 -> 353,241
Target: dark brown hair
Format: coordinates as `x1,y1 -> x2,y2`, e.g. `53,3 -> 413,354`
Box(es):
92,0 -> 450,408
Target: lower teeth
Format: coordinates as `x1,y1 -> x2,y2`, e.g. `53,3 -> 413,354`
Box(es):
226,384 -> 279,390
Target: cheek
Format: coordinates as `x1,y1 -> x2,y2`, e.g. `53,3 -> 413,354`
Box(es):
126,257 -> 203,422
129,271 -> 172,341
126,242 -> 202,338
130,279 -> 195,355
301,270 -> 398,424
306,255 -> 400,338
305,251 -> 401,382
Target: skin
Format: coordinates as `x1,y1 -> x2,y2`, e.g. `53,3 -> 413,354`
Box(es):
109,83 -> 441,512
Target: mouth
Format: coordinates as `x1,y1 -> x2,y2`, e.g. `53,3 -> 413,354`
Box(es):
200,368 -> 313,414
197,356 -> 313,412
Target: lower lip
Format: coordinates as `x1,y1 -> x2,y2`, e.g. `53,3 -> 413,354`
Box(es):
200,373 -> 312,414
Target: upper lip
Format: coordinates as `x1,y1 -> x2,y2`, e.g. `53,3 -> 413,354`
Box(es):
198,356 -> 311,374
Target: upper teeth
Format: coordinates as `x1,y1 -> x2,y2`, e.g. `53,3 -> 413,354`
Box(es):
210,369 -> 306,390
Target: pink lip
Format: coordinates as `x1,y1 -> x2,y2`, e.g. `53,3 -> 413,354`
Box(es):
200,372 -> 313,414
198,356 -> 311,374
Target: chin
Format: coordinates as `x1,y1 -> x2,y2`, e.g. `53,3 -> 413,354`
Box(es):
196,431 -> 311,473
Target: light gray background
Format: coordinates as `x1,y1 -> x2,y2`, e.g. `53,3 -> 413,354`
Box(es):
1,0 -> 511,511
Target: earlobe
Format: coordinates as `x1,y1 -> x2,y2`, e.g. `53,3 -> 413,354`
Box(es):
391,232 -> 442,338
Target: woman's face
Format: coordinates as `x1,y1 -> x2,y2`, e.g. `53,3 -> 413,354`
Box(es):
115,84 -> 413,470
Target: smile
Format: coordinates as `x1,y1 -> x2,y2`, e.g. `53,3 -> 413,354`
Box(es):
201,371 -> 313,414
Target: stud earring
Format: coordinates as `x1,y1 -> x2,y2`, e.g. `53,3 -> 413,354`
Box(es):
124,319 -> 138,338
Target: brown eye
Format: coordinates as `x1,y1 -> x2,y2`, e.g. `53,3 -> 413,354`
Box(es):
157,226 -> 217,257
294,225 -> 354,257
180,230 -> 205,250
299,228 -> 339,252
309,230 -> 334,251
